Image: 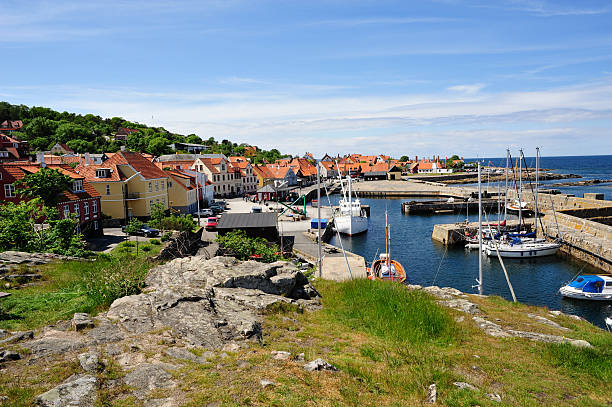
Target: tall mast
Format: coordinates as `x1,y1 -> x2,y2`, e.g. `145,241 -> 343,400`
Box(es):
504,148 -> 509,221
478,163 -> 483,295
518,149 -> 523,227
317,162 -> 322,278
535,147 -> 539,237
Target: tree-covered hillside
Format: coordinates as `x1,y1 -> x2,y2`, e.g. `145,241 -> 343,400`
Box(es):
0,101 -> 286,161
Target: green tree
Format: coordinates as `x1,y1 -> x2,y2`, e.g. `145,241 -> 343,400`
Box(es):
15,167 -> 72,207
148,203 -> 166,229
147,137 -> 170,156
23,117 -> 58,140
186,134 -> 202,144
400,155 -> 410,162
124,218 -> 144,235
0,199 -> 50,252
54,122 -> 90,144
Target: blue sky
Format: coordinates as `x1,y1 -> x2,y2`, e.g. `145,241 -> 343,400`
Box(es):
2,0 -> 612,157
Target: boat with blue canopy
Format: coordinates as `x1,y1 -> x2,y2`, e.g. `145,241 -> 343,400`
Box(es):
559,275 -> 612,301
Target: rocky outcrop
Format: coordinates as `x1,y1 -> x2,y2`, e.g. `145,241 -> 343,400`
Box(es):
36,375 -> 97,407
107,256 -> 320,348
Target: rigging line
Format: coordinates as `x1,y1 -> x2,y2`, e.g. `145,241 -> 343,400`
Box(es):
520,151 -> 546,234
431,241 -> 449,287
482,204 -> 517,302
323,181 -> 353,280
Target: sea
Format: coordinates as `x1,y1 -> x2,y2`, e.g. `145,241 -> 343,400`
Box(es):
327,155 -> 612,329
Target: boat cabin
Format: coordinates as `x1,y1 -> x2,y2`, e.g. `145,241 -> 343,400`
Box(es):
568,275 -> 612,294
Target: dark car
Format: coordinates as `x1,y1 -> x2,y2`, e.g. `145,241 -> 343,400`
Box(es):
121,224 -> 160,237
210,205 -> 224,214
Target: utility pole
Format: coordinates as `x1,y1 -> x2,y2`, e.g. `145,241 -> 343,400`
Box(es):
196,173 -> 201,227
317,162 -> 322,278
478,163 -> 483,295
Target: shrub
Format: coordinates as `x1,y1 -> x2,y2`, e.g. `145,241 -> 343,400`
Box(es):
161,232 -> 172,242
160,214 -> 195,232
149,239 -> 160,245
216,229 -> 283,263
122,241 -> 135,247
141,245 -> 152,252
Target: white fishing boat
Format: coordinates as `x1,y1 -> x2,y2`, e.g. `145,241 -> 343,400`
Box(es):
335,173 -> 368,235
559,275 -> 612,301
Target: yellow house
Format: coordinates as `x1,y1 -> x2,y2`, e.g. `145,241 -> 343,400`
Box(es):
164,169 -> 200,214
76,151 -> 170,220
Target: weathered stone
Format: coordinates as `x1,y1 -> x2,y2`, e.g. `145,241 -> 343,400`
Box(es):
0,350 -> 20,363
507,330 -> 592,348
453,382 -> 478,391
527,313 -> 570,331
271,350 -> 291,360
295,353 -> 305,362
24,330 -> 87,356
304,358 -> 338,372
472,317 -> 511,338
72,313 -> 94,331
78,351 -> 101,374
0,329 -> 7,338
86,319 -> 124,344
222,343 -> 241,352
439,298 -> 479,314
36,375 -> 97,407
260,379 -> 275,388
107,256 -> 319,349
486,393 -> 502,402
123,363 -> 175,392
163,347 -> 209,363
455,316 -> 465,323
0,251 -> 80,265
0,330 -> 33,345
425,383 -> 437,404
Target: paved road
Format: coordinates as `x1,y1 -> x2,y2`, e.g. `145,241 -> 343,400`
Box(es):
88,227 -> 160,253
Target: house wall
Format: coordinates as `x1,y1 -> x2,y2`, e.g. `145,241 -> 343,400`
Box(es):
90,181 -> 126,219
58,197 -> 103,237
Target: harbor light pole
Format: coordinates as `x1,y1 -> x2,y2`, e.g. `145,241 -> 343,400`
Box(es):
478,163 -> 483,295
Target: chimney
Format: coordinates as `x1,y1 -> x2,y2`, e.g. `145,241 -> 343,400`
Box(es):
85,152 -> 91,166
415,155 -> 418,162
36,152 -> 46,167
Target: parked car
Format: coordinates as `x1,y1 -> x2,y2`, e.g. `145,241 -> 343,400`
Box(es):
205,217 -> 218,231
121,224 -> 160,237
210,206 -> 224,215
196,209 -> 213,217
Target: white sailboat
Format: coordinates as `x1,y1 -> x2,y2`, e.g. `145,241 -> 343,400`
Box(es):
486,148 -> 561,258
335,172 -> 368,235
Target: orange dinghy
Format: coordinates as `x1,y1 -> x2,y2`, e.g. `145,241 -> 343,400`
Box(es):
368,254 -> 406,283
366,210 -> 406,283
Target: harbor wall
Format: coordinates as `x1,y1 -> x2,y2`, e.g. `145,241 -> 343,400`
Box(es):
508,190 -> 612,211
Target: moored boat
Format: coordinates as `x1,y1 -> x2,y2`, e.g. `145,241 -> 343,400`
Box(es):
367,211 -> 406,282
559,275 -> 612,301
335,172 -> 368,235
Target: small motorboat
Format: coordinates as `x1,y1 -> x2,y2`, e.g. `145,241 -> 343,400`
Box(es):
559,275 -> 612,301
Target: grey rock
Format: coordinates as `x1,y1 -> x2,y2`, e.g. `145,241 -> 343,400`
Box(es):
163,347 -> 208,363
105,343 -> 123,357
527,313 -> 570,331
425,383 -> 437,404
2,273 -> 41,282
36,375 -> 97,407
0,330 -> 33,345
222,343 -> 241,352
107,256 -> 319,349
123,363 -> 174,392
472,317 -> 511,338
0,329 -> 7,338
455,316 -> 465,323
295,353 -> 305,362
304,358 -> 338,372
453,382 -> 478,391
549,310 -> 562,316
237,360 -> 251,369
78,351 -> 101,373
260,379 -> 275,388
440,298 -> 479,315
86,319 -> 124,344
24,331 -> 87,356
507,330 -> 592,348
72,313 -> 94,331
486,393 -> 502,402
271,350 -> 291,360
0,350 -> 20,363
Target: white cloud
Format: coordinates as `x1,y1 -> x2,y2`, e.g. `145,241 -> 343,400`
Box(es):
447,83 -> 486,94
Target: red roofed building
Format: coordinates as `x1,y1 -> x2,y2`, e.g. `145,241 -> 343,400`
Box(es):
113,127 -> 140,141
50,143 -> 74,155
289,157 -> 317,185
0,133 -> 30,162
0,120 -> 23,134
0,162 -> 103,237
229,156 -> 257,195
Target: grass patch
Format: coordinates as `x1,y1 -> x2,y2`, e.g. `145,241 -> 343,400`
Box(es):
321,278 -> 457,345
0,254 -> 156,331
544,341 -> 612,382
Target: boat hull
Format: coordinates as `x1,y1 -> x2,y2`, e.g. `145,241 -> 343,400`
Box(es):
485,242 -> 560,258
559,286 -> 612,301
335,215 -> 368,235
368,259 -> 406,283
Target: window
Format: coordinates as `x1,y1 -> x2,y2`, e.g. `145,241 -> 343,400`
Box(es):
63,205 -> 70,218
4,184 -> 15,198
106,184 -> 110,195
92,200 -> 98,214
74,203 -> 80,217
73,180 -> 84,192
94,221 -> 98,230
155,181 -> 159,191
222,174 -> 225,181
84,202 -> 89,215
150,200 -> 153,208
162,197 -> 165,205
148,182 -> 152,192
95,169 -> 109,178
161,182 -> 164,190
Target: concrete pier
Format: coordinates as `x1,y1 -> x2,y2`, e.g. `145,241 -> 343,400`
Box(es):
402,199 -> 501,215
432,220 -> 531,246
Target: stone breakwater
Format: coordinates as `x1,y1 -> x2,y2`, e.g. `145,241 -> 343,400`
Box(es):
0,256 -> 321,406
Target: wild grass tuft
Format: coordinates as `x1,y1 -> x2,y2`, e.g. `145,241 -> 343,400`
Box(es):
321,279 -> 457,345
544,341 -> 612,382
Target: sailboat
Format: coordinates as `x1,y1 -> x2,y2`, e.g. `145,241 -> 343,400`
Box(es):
335,171 -> 368,235
367,211 -> 406,282
486,148 -> 561,258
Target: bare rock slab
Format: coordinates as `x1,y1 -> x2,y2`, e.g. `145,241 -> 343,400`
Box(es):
36,375 -> 97,407
72,313 -> 94,331
304,358 -> 338,372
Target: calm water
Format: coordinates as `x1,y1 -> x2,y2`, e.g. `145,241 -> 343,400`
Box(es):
327,196 -> 612,329
464,154 -> 612,200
